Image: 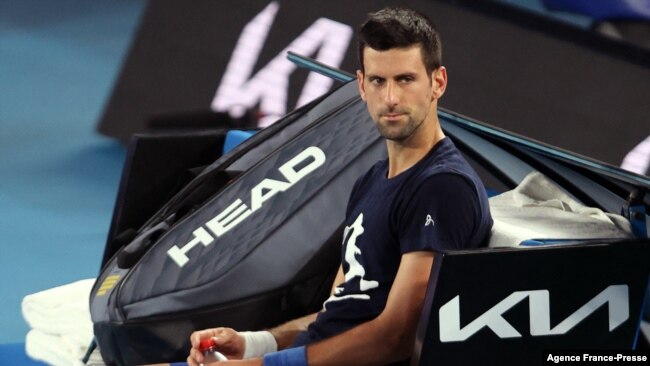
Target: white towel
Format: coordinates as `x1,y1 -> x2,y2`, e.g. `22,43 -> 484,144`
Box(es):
25,329 -> 102,366
22,278 -> 102,365
488,171 -> 634,247
22,279 -> 95,342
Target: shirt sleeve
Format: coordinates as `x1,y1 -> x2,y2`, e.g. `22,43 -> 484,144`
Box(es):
397,173 -> 481,253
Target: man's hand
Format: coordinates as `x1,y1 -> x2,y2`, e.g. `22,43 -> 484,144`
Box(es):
187,327 -> 246,366
184,265 -> 339,366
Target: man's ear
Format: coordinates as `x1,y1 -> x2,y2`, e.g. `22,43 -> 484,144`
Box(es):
431,66 -> 448,100
357,70 -> 367,101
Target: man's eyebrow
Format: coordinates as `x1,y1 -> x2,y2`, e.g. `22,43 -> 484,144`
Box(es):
365,72 -> 418,80
364,73 -> 384,79
394,72 -> 417,79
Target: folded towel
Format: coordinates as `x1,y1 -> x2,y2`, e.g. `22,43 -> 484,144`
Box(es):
25,329 -> 101,366
22,279 -> 95,341
22,279 -> 102,365
489,171 -> 633,247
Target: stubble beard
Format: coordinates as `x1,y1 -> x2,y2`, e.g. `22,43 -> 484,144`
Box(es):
376,110 -> 427,142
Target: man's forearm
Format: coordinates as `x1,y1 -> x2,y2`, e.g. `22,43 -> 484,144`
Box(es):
269,312 -> 318,350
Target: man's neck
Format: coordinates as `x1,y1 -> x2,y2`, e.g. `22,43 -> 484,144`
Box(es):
385,124 -> 445,179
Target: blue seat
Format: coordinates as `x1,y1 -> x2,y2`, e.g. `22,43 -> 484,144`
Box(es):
222,130 -> 256,154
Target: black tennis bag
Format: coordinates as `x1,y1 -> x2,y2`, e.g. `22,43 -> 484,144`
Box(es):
89,82 -> 386,365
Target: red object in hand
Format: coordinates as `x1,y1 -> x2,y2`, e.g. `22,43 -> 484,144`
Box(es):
198,338 -> 227,362
199,338 -> 217,352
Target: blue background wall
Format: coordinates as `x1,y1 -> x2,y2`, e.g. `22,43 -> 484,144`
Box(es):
0,0 -> 146,344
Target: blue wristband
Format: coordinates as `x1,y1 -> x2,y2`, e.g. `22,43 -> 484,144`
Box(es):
263,346 -> 308,366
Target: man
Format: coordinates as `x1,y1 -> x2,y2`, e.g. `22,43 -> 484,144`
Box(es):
186,7 -> 493,366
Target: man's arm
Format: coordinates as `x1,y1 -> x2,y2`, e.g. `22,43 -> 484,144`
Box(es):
306,251 -> 433,366
205,255 -> 431,365
187,266 -> 345,365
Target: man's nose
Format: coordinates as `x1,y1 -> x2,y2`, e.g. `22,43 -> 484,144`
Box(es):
384,81 -> 399,106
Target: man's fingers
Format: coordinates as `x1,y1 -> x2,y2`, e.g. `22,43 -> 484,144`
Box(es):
191,328 -> 225,347
189,346 -> 205,364
187,354 -> 199,366
190,327 -> 244,363
211,329 -> 236,347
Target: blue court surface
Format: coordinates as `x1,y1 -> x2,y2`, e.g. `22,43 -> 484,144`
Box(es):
0,0 -> 147,362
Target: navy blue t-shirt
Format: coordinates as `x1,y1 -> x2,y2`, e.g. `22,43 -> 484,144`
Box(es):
293,137 -> 493,350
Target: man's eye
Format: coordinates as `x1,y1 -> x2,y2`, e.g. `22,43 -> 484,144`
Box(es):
369,78 -> 384,85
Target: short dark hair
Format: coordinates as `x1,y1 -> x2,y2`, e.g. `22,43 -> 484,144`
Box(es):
358,7 -> 442,75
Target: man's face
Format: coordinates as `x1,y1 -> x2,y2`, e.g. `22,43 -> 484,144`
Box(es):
357,45 -> 445,142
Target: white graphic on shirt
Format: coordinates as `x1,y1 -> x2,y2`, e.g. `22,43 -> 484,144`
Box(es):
323,213 -> 379,309
425,214 -> 435,227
